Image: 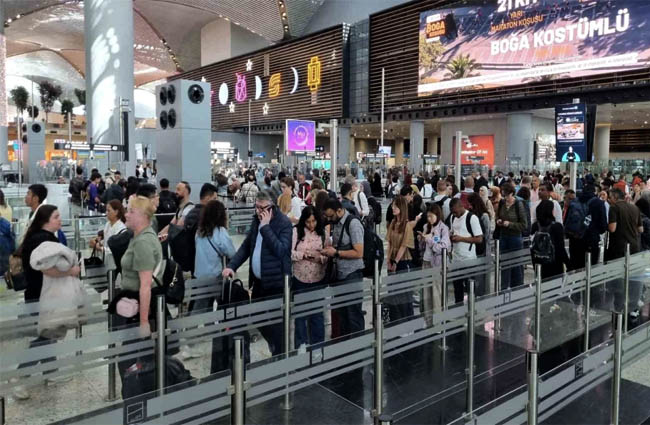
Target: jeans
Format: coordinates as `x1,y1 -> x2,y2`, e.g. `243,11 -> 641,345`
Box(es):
333,270 -> 365,337
386,261 -> 414,322
500,236 -> 524,289
292,278 -> 325,348
250,276 -> 284,356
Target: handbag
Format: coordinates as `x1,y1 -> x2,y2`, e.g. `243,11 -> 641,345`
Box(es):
152,259 -> 185,305
220,278 -> 251,305
84,246 -> 105,268
5,254 -> 26,291
116,297 -> 139,318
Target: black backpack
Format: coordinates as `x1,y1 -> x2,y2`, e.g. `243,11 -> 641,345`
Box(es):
531,225 -> 555,265
342,216 -> 384,278
168,223 -> 197,274
367,196 -> 382,225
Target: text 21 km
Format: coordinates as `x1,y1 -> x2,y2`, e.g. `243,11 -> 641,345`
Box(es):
498,0 -> 538,13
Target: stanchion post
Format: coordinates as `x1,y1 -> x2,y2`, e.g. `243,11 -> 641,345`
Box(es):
495,240 -> 501,333
155,295 -> 166,397
378,414 -> 393,425
527,350 -> 539,425
534,264 -> 542,351
584,252 -> 592,352
611,312 -> 623,425
466,279 -> 475,420
280,275 -> 293,410
106,269 -> 117,401
231,336 -> 246,425
440,248 -> 449,351
373,258 -> 381,307
1,395 -> 4,425
74,217 -> 81,253
373,303 -> 384,424
75,324 -> 83,356
624,244 -> 630,332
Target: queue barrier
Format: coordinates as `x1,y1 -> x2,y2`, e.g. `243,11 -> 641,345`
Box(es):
2,247 -> 649,425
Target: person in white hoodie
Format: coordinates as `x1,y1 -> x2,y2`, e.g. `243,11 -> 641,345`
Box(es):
344,175 -> 369,218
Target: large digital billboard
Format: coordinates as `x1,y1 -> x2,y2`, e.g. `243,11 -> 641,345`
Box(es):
286,120 -> 316,152
555,103 -> 586,162
452,135 -> 495,166
418,0 -> 649,96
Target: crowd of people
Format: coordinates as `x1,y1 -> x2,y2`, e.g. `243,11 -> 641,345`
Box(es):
5,163 -> 650,401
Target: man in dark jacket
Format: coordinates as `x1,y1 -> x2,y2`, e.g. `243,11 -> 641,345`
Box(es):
102,179 -> 125,204
567,184 -> 607,271
223,190 -> 292,356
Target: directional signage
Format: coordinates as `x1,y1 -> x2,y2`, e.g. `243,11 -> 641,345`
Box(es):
54,142 -> 124,152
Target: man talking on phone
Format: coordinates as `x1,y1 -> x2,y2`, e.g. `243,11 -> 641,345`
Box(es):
222,190 -> 292,356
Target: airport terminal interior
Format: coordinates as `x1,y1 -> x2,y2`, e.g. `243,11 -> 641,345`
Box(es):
2,0 -> 650,424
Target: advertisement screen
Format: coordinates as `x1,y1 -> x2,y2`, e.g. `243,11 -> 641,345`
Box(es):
312,159 -> 331,170
452,135 -> 494,165
555,103 -> 586,162
286,120 -> 316,152
378,146 -> 392,156
418,0 -> 648,96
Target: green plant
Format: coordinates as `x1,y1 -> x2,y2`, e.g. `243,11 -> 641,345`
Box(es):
419,34 -> 445,70
38,81 -> 63,122
10,86 -> 29,116
74,88 -> 86,107
60,99 -> 75,122
445,54 -> 479,80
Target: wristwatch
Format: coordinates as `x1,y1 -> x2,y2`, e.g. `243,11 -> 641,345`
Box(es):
335,250 -> 340,258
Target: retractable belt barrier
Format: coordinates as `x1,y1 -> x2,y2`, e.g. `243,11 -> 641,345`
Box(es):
3,248 -> 649,425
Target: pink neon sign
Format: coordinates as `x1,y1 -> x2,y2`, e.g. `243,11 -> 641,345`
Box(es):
235,73 -> 247,102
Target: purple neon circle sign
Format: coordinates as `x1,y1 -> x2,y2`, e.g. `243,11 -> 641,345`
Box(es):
285,119 -> 316,152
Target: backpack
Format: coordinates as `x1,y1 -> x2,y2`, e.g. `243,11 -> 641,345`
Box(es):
435,196 -> 450,220
0,218 -> 16,277
152,258 -> 185,305
168,220 -> 198,274
342,216 -> 384,278
122,356 -> 194,400
357,192 -> 376,229
565,200 -> 590,239
367,196 -> 382,225
531,225 -> 555,265
386,183 -> 397,199
450,212 -> 485,256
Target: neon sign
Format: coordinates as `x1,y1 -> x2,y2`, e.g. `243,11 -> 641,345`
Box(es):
235,73 -> 247,102
269,73 -> 281,98
307,56 -> 321,92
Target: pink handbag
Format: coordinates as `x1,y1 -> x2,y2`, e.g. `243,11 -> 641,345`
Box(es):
116,298 -> 139,318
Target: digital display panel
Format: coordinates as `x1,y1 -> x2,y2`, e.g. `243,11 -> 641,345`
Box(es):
286,119 -> 316,152
556,103 -> 586,162
378,146 -> 392,156
452,135 -> 495,166
418,0 -> 647,96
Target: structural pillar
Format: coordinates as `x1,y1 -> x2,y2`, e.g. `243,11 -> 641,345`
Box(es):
395,137 -> 404,165
84,0 -> 136,176
594,124 -> 611,163
506,113 -> 534,169
338,126 -> 351,166
0,1 -> 8,164
426,134 -> 438,155
410,121 -> 424,173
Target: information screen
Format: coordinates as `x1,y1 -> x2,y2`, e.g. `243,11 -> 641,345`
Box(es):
418,0 -> 648,96
378,146 -> 392,156
286,120 -> 316,152
555,103 -> 586,162
452,135 -> 495,166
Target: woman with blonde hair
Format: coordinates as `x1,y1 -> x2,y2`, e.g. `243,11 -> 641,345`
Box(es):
385,195 -> 415,321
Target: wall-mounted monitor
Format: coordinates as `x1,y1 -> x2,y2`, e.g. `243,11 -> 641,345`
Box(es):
286,119 -> 316,152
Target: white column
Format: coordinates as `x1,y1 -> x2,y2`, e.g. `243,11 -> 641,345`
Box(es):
0,2 -> 8,164
84,0 -> 135,176
594,124 -> 611,163
395,137 -> 404,165
338,126 -> 351,166
410,121 -> 424,173
506,113 -> 534,169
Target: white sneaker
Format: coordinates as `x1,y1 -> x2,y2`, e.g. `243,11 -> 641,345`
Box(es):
180,345 -> 202,360
11,378 -> 29,400
46,375 -> 73,385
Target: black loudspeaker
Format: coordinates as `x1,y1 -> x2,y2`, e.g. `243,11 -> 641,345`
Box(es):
167,85 -> 176,104
31,123 -> 42,133
159,87 -> 168,106
160,111 -> 168,129
21,124 -> 27,133
22,135 -> 27,144
188,85 -> 204,104
168,109 -> 177,128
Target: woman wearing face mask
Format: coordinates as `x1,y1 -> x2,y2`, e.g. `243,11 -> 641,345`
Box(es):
385,195 -> 415,321
417,203 -> 450,325
291,206 -> 327,348
239,172 -> 259,204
